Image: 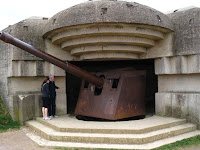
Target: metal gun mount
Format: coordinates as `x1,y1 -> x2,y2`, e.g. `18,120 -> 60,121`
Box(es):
0,32 -> 146,120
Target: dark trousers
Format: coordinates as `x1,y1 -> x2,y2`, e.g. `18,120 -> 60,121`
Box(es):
48,96 -> 56,116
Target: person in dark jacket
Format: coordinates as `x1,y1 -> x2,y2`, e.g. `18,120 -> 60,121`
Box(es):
41,77 -> 51,120
48,75 -> 60,118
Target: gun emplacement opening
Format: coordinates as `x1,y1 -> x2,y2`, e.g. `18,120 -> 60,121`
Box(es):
0,32 -> 146,120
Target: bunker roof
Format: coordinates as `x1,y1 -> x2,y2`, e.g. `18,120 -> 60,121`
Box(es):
43,0 -> 174,37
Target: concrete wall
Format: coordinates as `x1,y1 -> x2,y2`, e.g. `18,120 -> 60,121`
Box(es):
155,7 -> 200,128
0,28 -> 10,112
155,56 -> 200,128
0,17 -> 67,124
168,7 -> 200,55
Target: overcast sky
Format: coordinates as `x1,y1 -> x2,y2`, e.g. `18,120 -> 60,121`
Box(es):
0,0 -> 200,31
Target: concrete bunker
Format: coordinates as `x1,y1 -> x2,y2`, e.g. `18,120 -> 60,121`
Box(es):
1,0 -> 200,128
43,0 -> 172,121
0,0 -> 173,123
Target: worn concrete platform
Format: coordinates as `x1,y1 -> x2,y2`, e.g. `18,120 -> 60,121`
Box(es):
26,115 -> 200,149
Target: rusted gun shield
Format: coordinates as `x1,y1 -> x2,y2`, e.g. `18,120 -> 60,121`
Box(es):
75,68 -> 146,120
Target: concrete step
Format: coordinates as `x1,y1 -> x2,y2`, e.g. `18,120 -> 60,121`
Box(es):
26,130 -> 200,150
35,115 -> 187,134
26,120 -> 197,144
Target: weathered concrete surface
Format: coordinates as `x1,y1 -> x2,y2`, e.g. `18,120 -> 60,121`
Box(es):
168,7 -> 200,55
6,17 -> 48,61
12,94 -> 42,125
43,0 -> 174,61
7,77 -> 65,95
140,32 -> 174,59
155,54 -> 200,127
158,74 -> 200,93
155,93 -> 172,117
155,54 -> 200,76
0,127 -> 199,150
44,39 -> 75,61
26,115 -> 200,149
0,29 -> 10,110
0,17 -> 48,120
7,76 -> 66,124
156,93 -> 200,128
0,18 -> 66,124
44,0 -> 173,37
45,23 -> 174,60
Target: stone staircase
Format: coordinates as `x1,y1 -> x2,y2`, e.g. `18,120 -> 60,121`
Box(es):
26,115 -> 200,149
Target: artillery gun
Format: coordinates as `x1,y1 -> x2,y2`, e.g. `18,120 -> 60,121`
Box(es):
0,32 -> 146,120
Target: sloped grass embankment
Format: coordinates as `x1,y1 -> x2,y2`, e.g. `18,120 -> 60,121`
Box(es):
0,97 -> 20,132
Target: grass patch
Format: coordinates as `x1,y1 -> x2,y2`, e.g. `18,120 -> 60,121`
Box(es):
0,97 -> 20,132
153,135 -> 200,150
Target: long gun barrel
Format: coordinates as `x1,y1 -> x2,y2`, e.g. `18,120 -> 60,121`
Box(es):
0,32 -> 104,87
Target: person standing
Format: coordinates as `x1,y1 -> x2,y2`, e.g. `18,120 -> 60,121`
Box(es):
48,75 -> 59,118
41,77 -> 51,120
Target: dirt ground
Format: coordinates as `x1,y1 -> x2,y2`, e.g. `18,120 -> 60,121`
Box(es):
0,127 -> 200,150
0,127 -> 53,150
